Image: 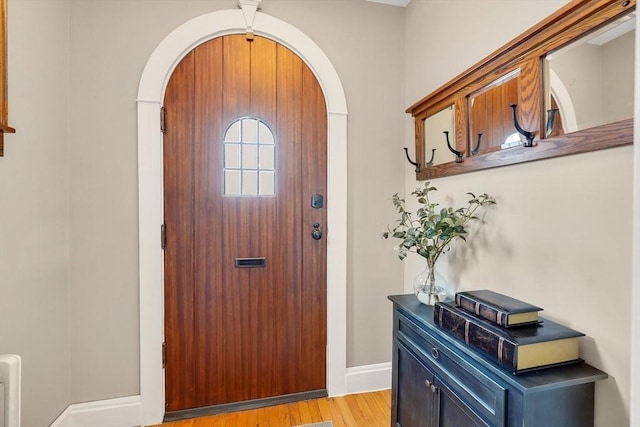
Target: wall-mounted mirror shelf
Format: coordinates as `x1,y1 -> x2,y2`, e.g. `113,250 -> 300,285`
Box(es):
406,0 -> 635,180
0,0 -> 15,156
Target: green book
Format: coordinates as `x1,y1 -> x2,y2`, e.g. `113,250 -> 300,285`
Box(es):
434,300 -> 583,374
455,289 -> 543,328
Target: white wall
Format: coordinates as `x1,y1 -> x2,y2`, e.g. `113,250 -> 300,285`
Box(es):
0,1 -> 71,426
404,1 -> 632,426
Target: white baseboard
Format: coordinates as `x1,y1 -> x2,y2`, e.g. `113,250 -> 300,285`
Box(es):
345,362 -> 392,394
48,364 -> 390,426
49,395 -> 141,427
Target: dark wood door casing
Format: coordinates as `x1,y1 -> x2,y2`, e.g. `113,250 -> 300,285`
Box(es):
163,35 -> 327,412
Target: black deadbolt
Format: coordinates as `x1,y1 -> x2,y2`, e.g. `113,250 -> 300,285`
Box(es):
311,194 -> 324,209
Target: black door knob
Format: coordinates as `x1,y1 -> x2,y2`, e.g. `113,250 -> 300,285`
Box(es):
312,229 -> 323,240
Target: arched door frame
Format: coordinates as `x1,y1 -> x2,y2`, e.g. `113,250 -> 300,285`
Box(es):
136,9 -> 348,424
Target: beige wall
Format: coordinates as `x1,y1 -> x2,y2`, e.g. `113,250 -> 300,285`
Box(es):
0,1 -> 71,426
405,1 -> 632,426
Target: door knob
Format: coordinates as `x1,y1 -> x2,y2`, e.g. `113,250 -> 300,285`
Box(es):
312,223 -> 322,240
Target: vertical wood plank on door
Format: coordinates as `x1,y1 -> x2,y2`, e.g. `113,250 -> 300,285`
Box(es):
248,37 -> 280,400
193,36 -> 225,408
250,36 -> 277,119
220,34 -> 255,404
275,43 -> 304,395
163,51 -> 196,411
300,64 -> 328,392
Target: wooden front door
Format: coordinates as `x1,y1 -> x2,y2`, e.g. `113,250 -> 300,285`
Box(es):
162,34 -> 327,414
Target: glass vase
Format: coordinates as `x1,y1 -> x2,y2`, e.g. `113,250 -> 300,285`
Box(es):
413,262 -> 448,305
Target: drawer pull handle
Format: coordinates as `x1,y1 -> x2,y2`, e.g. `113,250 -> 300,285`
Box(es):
431,347 -> 440,359
424,379 -> 438,394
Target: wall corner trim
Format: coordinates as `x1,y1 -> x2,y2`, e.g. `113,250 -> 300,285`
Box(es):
49,395 -> 141,427
345,362 -> 392,394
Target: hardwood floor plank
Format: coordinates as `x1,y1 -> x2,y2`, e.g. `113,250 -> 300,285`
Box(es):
344,394 -> 372,426
146,390 -> 390,427
315,397 -> 334,423
244,406 -> 260,427
287,401 -> 302,426
359,392 -> 389,427
268,402 -> 290,426
304,399 -> 323,423
323,397 -> 348,427
368,390 -> 392,421
333,396 -> 359,427
192,414 -> 223,427
296,400 -> 311,425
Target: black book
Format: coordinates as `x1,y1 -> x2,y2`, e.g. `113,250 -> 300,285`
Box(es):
434,300 -> 583,374
455,289 -> 542,328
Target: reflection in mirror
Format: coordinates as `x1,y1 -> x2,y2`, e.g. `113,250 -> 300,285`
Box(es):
468,69 -> 521,154
545,12 -> 635,137
423,105 -> 456,166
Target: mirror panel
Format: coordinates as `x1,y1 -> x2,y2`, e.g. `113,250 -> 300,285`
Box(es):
405,0 -> 635,180
0,0 -> 15,156
424,105 -> 457,166
545,12 -> 635,137
468,69 -> 521,154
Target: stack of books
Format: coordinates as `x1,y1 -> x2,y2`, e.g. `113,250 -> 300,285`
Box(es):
434,290 -> 584,374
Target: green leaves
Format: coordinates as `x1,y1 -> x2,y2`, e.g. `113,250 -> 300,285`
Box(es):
383,181 -> 496,262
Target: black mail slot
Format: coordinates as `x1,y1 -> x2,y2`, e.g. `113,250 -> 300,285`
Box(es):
235,257 -> 266,268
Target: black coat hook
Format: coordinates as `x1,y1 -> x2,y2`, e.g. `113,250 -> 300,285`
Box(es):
509,104 -> 535,147
425,149 -> 436,167
444,131 -> 464,163
471,133 -> 482,155
545,108 -> 559,137
403,147 -> 420,172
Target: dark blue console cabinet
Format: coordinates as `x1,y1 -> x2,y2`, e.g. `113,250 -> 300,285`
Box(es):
389,294 -> 608,427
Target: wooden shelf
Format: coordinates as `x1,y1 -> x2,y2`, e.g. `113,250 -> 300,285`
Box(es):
0,123 -> 15,156
0,0 -> 14,157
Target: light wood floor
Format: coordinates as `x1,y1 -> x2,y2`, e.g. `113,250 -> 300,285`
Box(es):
148,389 -> 391,427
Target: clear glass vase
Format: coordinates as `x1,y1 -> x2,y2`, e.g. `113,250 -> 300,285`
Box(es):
413,262 -> 448,305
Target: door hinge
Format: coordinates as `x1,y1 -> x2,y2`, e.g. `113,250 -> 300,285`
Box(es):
162,342 -> 166,369
161,223 -> 167,249
160,106 -> 167,133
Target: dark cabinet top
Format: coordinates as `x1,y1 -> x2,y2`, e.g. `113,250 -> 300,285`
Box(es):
389,294 -> 608,391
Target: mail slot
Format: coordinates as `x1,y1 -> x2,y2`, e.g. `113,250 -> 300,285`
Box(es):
235,257 -> 266,268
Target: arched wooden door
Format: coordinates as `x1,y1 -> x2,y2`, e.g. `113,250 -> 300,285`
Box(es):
162,34 -> 327,416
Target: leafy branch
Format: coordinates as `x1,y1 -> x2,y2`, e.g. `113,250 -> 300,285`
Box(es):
383,182 -> 496,264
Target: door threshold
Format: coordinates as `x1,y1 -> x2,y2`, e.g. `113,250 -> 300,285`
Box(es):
164,389 -> 328,422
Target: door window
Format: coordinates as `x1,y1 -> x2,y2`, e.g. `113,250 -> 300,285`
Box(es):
223,117 -> 276,196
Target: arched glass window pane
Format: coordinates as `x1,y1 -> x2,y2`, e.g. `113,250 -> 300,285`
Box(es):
223,117 -> 276,196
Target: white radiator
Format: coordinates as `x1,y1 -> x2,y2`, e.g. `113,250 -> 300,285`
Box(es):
0,355 -> 21,427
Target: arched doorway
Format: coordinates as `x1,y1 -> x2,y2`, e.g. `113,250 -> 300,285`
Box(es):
137,8 -> 348,425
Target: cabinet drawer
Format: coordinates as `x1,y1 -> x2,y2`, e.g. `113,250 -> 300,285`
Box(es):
396,311 -> 507,427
